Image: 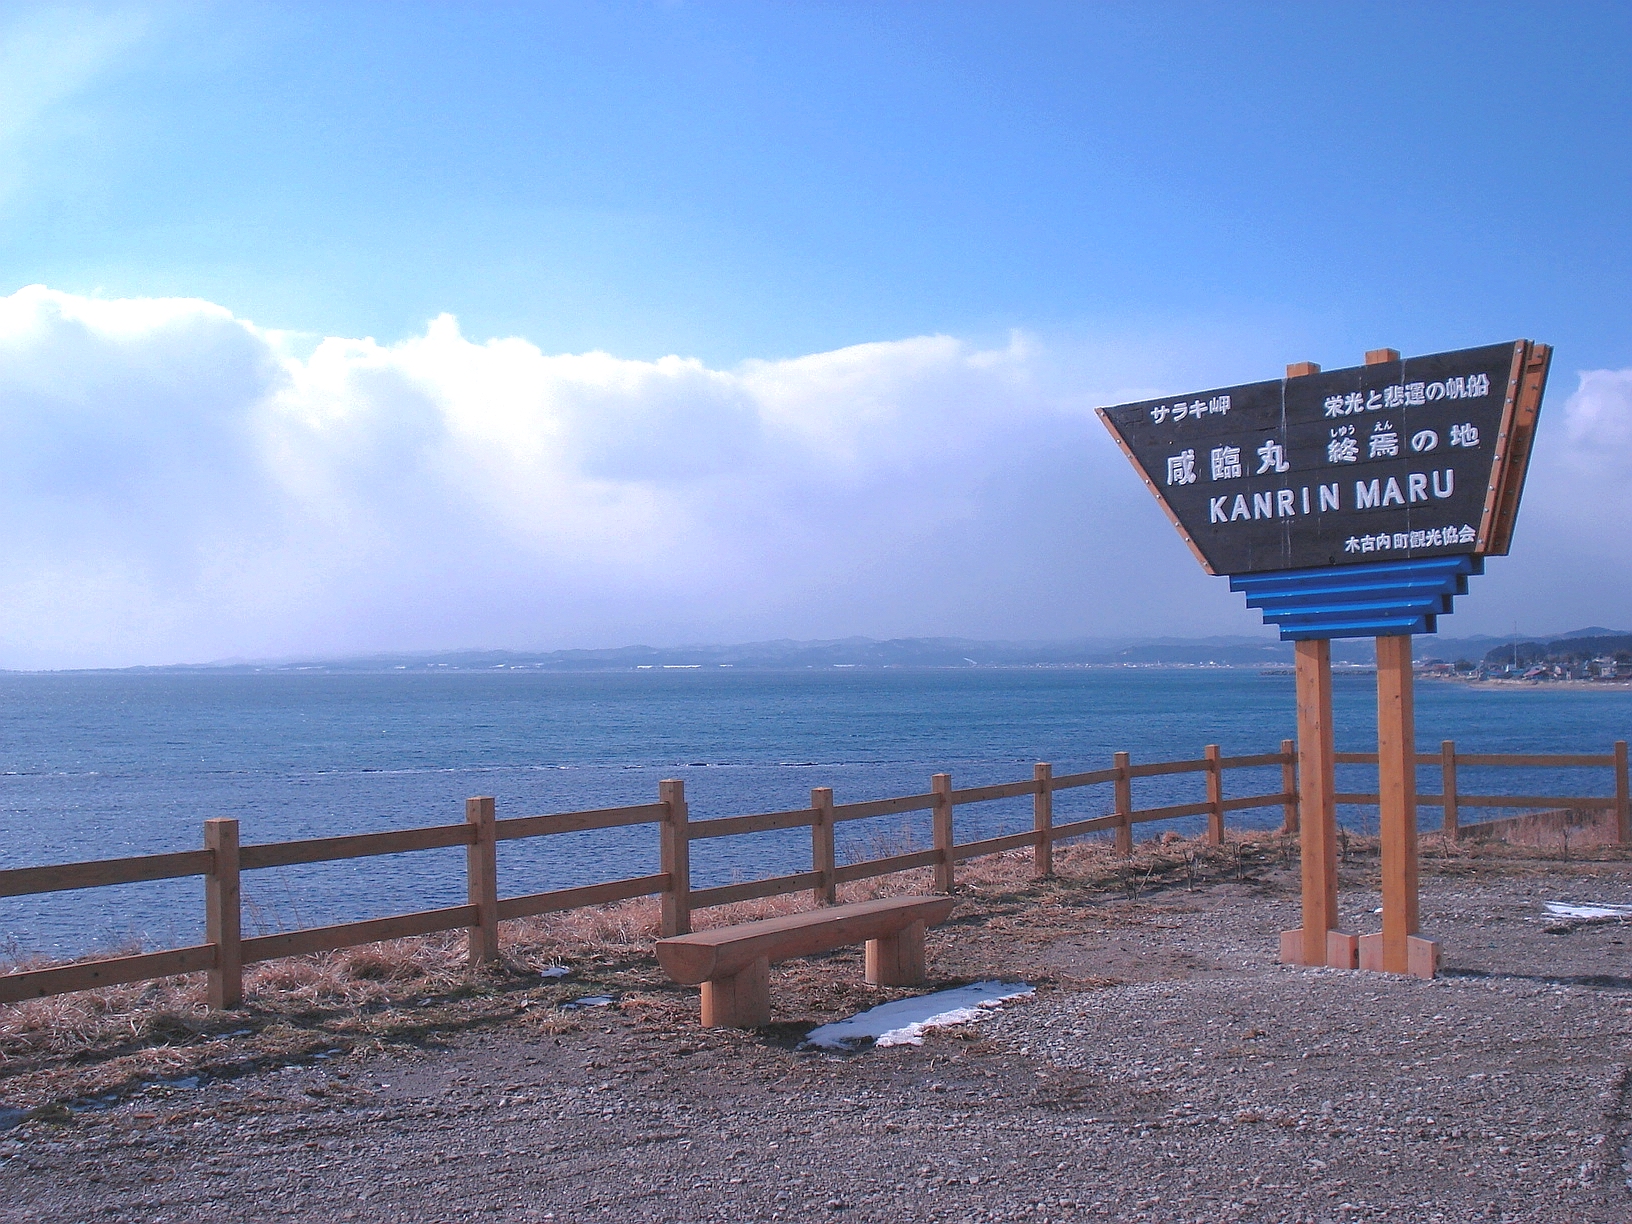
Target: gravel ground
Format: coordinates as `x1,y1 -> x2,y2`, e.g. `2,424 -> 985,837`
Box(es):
3,855 -> 1630,1223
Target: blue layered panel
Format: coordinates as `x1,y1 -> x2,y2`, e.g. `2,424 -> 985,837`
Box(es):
1228,556 -> 1483,641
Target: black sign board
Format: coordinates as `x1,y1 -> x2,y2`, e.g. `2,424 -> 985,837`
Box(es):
1097,341 -> 1549,576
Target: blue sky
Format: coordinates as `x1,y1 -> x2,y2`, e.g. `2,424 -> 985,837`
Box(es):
13,2 -> 1631,367
2,3 -> 1630,665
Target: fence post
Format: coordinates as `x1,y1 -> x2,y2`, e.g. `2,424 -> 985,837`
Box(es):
1204,744 -> 1224,845
811,786 -> 836,905
1441,740 -> 1459,840
660,779 -> 691,936
1279,738 -> 1298,834
1033,763 -> 1053,878
204,818 -> 241,1010
1616,741 -> 1629,845
1113,752 -> 1133,856
465,797 -> 499,965
932,773 -> 954,893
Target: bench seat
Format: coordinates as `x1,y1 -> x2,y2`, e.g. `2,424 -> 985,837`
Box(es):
656,895 -> 955,1027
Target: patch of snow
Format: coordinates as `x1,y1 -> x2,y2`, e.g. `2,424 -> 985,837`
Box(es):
538,965 -> 570,978
72,1093 -> 124,1113
561,995 -> 616,1010
802,981 -> 1033,1051
1545,902 -> 1632,920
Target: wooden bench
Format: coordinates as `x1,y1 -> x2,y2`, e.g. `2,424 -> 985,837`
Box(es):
655,895 -> 956,1028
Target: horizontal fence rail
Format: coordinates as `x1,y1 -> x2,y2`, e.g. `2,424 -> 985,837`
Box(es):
1333,741 -> 1629,842
1,737 -> 1626,1008
239,824 -> 474,871
0,850 -> 215,899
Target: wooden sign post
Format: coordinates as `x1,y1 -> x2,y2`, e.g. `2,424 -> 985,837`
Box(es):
1265,359 -> 1349,968
1364,349 -> 1424,971
1369,633 -> 1431,974
1289,636 -> 1345,966
1099,340 -> 1552,980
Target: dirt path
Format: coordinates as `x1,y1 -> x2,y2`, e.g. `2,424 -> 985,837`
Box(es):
3,855 -> 1630,1223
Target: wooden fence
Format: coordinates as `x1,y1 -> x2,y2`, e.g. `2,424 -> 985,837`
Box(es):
1,737 -> 1625,1009
1334,739 -> 1630,842
0,741 -> 1298,1008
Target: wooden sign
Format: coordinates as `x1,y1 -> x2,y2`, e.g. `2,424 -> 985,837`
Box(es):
1097,341 -> 1551,576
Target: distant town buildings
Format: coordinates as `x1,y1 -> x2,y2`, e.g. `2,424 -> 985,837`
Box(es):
1416,635 -> 1631,682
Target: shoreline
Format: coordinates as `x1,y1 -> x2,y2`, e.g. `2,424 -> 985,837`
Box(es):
1428,676 -> 1632,692
0,661 -> 1623,681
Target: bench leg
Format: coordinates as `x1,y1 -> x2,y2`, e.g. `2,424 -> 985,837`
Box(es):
699,956 -> 771,1028
865,920 -> 927,987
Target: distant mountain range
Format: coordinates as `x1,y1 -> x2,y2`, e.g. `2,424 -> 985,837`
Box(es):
87,628 -> 1630,673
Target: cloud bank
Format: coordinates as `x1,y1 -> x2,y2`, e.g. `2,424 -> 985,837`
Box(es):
0,285 -> 1624,667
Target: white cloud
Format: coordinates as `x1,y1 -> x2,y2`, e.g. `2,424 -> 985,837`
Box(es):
1473,365 -> 1632,636
0,284 -> 1625,666
1556,368 -> 1632,480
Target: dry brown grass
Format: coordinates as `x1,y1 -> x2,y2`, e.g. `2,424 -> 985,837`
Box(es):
0,838 -> 1054,1071
0,830 -> 1247,1064
5,821 -> 1626,1110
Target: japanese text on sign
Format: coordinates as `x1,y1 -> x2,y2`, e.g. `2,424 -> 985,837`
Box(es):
1096,341 -> 1525,575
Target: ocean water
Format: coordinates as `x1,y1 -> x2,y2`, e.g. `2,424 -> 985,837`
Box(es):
2,668 -> 1628,958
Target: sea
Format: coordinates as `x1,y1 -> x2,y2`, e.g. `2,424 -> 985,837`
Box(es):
3,668 -> 1628,959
